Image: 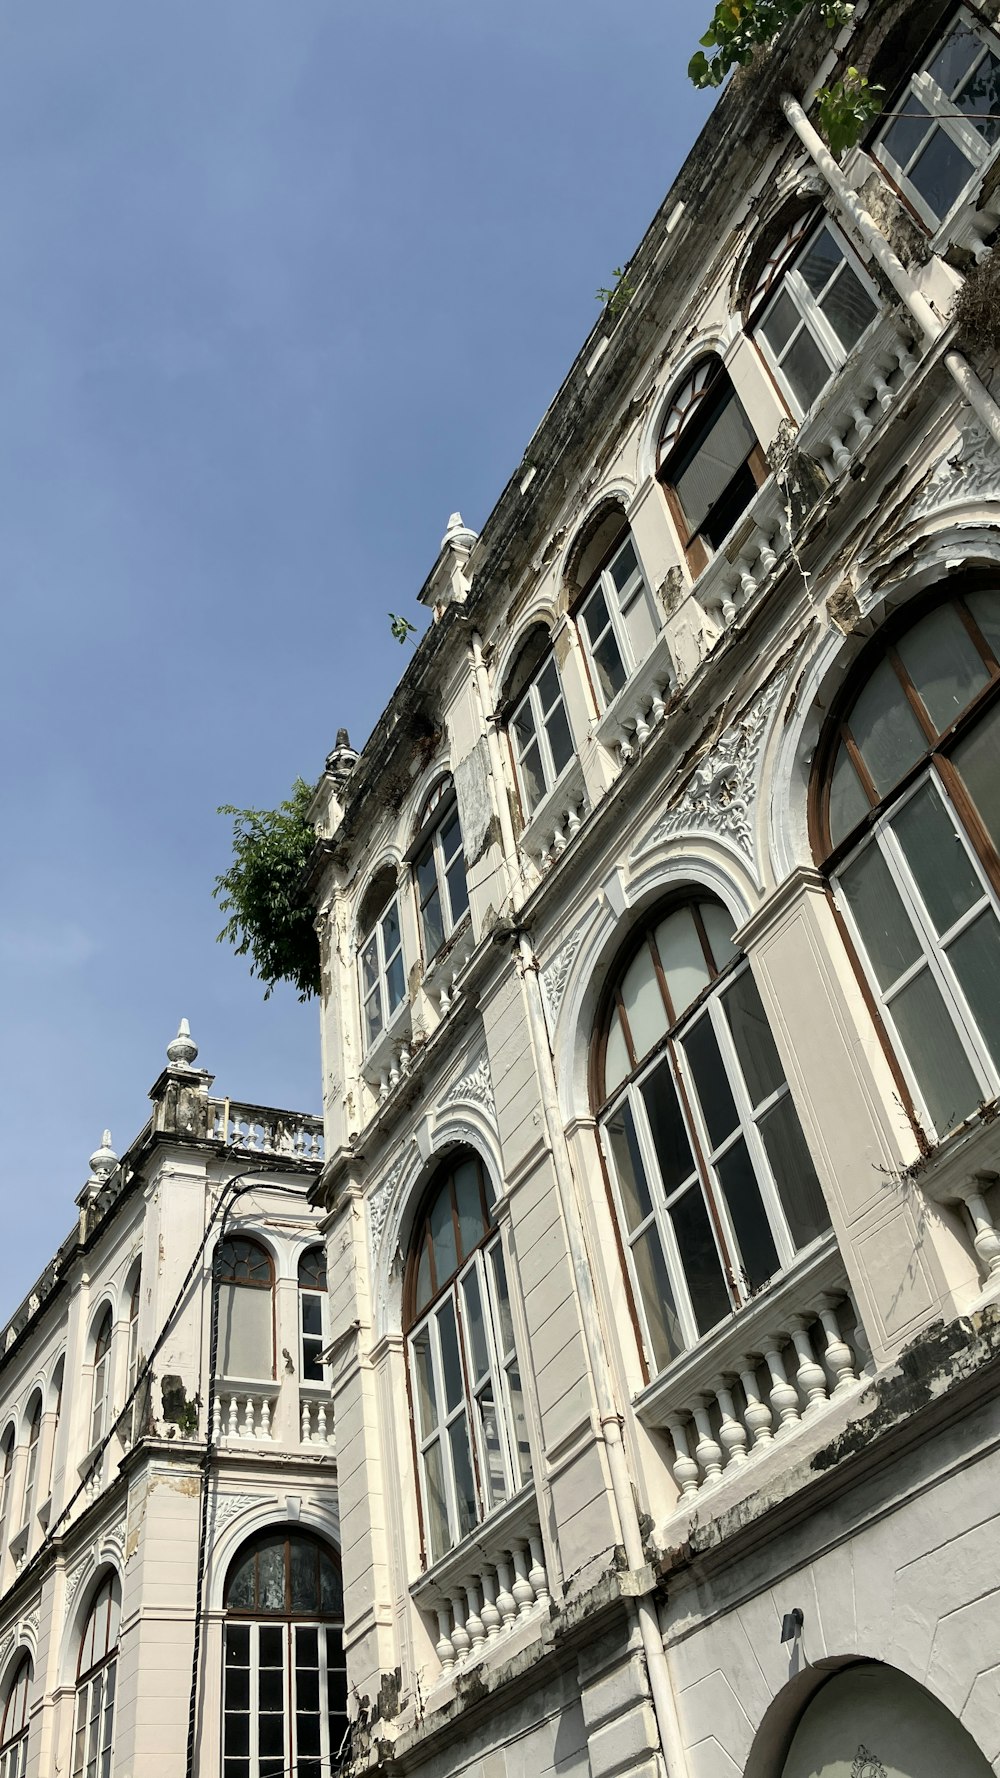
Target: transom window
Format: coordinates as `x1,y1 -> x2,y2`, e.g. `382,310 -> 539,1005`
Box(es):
875,14 -> 1000,228
405,1153 -> 531,1566
815,586 -> 1000,1141
90,1309 -> 113,1451
298,1247 -> 328,1384
596,897 -> 830,1376
0,1657 -> 30,1778
508,640 -> 574,817
576,529 -> 659,709
413,778 -> 469,962
359,885 -> 405,1050
657,358 -> 768,574
223,1530 -> 347,1778
754,220 -> 878,415
73,1574 -> 120,1778
217,1237 -> 275,1381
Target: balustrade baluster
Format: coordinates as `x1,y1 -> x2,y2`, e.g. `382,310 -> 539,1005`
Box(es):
716,1381 -> 748,1467
240,1397 -> 254,1439
528,1534 -> 549,1608
301,1400 -> 311,1443
464,1583 -> 486,1656
816,1296 -> 858,1396
764,1337 -> 801,1434
788,1317 -> 829,1417
317,1403 -> 329,1443
435,1610 -> 456,1674
666,1414 -> 700,1498
211,1398 -> 222,1441
449,1597 -> 471,1664
692,1397 -> 724,1485
850,397 -> 873,443
495,1559 -> 517,1631
957,1175 -> 1000,1284
739,1362 -> 774,1449
872,367 -> 893,414
510,1544 -> 535,1616
227,1396 -> 239,1439
480,1570 -> 502,1641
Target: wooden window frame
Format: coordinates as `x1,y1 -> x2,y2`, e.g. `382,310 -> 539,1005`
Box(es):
656,358 -> 768,575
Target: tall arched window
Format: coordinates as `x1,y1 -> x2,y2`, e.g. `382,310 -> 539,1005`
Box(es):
47,1357 -> 64,1500
298,1248 -> 328,1384
89,1309 -> 114,1450
0,1655 -> 31,1778
72,1573 -> 120,1778
124,1268 -> 142,1446
813,585 -> 1000,1141
405,1153 -> 531,1566
19,1397 -> 41,1531
223,1529 -> 347,1778
657,356 -> 767,574
217,1238 -> 275,1381
503,628 -> 574,819
357,866 -> 406,1052
412,777 -> 469,962
595,895 -> 830,1376
751,216 -> 878,416
573,517 -> 659,710
874,14 -> 1000,230
0,1430 -> 13,1537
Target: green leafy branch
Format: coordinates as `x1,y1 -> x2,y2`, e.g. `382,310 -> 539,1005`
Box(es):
214,778 -> 320,1001
596,266 -> 637,316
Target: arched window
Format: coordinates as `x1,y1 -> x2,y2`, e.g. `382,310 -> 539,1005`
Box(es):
72,1573 -> 120,1778
89,1310 -> 113,1450
0,1654 -> 31,1778
357,867 -> 405,1051
298,1248 -> 328,1384
124,1268 -> 141,1446
751,217 -> 878,416
574,521 -> 659,710
216,1238 -> 275,1381
874,14 -> 1000,229
412,777 -> 469,962
657,356 -> 767,574
223,1529 -> 347,1778
405,1153 -> 531,1565
595,895 -> 830,1376
47,1357 -> 64,1499
0,1430 -> 13,1536
503,629 -> 574,818
813,585 -> 1000,1140
19,1397 -> 41,1531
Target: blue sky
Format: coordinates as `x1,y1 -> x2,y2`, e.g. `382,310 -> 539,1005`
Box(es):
0,0 -> 714,1309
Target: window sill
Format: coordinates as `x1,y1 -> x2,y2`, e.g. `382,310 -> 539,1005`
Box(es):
592,629 -> 676,771
517,755 -> 588,875
795,306 -> 921,484
361,1001 -> 413,1095
410,1484 -> 549,1681
420,912 -> 475,1017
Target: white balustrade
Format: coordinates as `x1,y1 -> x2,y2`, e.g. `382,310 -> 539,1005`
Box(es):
518,759 -> 589,879
209,1099 -> 322,1161
697,478 -> 790,632
299,1391 -> 334,1446
952,1173 -> 1000,1292
212,1386 -> 279,1443
414,1496 -> 550,1679
797,318 -> 919,484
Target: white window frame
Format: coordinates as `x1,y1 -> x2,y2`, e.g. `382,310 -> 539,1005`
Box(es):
72,1578 -> 119,1778
89,1311 -> 113,1451
0,1658 -> 30,1778
576,532 -> 659,711
0,1429 -> 14,1536
833,768 -> 1000,1140
874,11 -> 1000,230
298,1250 -> 329,1385
408,1231 -> 528,1565
413,786 -> 469,962
509,653 -> 573,817
358,894 -> 405,1052
19,1398 -> 41,1531
223,1618 -> 345,1778
755,220 -> 880,417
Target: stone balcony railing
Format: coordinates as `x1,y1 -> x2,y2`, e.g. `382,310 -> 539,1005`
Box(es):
796,312 -> 920,486
694,475 -> 791,633
411,1485 -> 550,1679
635,1237 -> 863,1507
913,1112 -> 1000,1305
518,757 -> 589,877
210,1098 -> 323,1162
299,1383 -> 335,1446
212,1377 -> 336,1452
213,1381 -> 282,1443
593,631 -> 676,773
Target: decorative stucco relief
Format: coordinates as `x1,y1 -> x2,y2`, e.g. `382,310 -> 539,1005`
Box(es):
909,416 -> 1000,517
211,1491 -> 265,1535
637,675 -> 783,869
0,1633 -> 13,1672
440,1049 -> 495,1120
367,1152 -> 409,1276
540,917 -> 591,1033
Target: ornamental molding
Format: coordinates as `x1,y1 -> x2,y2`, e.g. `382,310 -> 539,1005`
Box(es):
909,416 -> 1000,518
440,1049 -> 495,1120
367,1152 -> 410,1275
852,1748 -> 887,1778
0,1633 -> 12,1673
639,675 -> 783,867
211,1491 -> 265,1536
540,917 -> 591,1033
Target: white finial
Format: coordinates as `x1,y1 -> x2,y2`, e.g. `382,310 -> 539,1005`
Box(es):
88,1130 -> 119,1184
440,511 -> 478,553
167,1018 -> 199,1069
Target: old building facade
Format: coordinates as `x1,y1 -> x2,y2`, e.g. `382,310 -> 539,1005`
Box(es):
309,4 -> 1000,1778
0,1025 -> 344,1778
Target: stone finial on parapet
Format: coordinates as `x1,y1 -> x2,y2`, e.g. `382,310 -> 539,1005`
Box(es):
149,1017 -> 214,1139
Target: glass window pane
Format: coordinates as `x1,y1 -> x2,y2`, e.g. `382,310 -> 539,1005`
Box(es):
952,699 -> 1000,856
415,846 -> 437,904
319,1551 -> 343,1615
609,537 -> 639,592
880,101 -> 934,172
964,588 -> 1000,660
674,389 -> 756,535
782,328 -> 831,411
545,699 -> 574,777
847,654 -> 927,794
489,1244 -> 515,1355
518,739 -> 545,813
683,1016 -> 738,1149
655,906 -> 711,1017
798,227 -> 843,300
437,1300 -> 465,1414
536,659 -> 560,714
631,1227 -> 685,1373
701,900 -> 738,970
420,889 -> 444,959
821,263 -> 876,353
640,1059 -> 696,1197
620,944 -> 670,1061
593,631 -> 628,704
716,1139 -> 781,1294
512,701 -> 537,756
896,604 -> 989,733
605,1101 -> 654,1232
453,1158 -> 488,1258
670,1188 -> 731,1337
758,1094 -> 831,1251
439,807 -> 462,861
761,289 -> 799,356
290,1539 -> 318,1613
603,1014 -> 630,1097
385,951 -> 405,1013
621,586 -> 658,663
446,854 -> 469,926
839,841 -> 922,990
219,1282 -> 273,1379
360,937 -> 378,994
411,1325 -> 438,1437
476,1385 -> 507,1509
892,966 -> 982,1133
257,1541 -> 285,1612
891,780 -> 981,935
504,1364 -> 533,1483
957,47 -> 1000,144
422,1439 -> 450,1564
449,1417 -> 478,1538
227,1557 -> 255,1611
909,128 -> 977,219
301,1295 -> 323,1337
829,739 -> 872,847
580,582 -> 611,640
928,22 -> 980,96
948,907 -> 1000,1071
429,1187 -> 459,1289
415,1243 -> 432,1314
461,1268 -> 490,1382
722,968 -> 785,1106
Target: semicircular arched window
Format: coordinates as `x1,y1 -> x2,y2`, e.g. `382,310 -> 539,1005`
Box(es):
572,515 -> 659,711
19,1396 -> 42,1533
502,627 -> 575,820
73,1573 -> 120,1778
0,1653 -> 31,1778
89,1309 -> 114,1451
814,585 -> 1000,1141
223,1529 -> 346,1778
412,776 -> 469,963
216,1237 -> 275,1382
405,1153 -> 532,1565
656,356 -> 768,575
595,895 -> 830,1376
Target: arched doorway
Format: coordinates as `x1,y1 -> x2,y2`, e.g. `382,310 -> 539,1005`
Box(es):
780,1664 -> 992,1778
